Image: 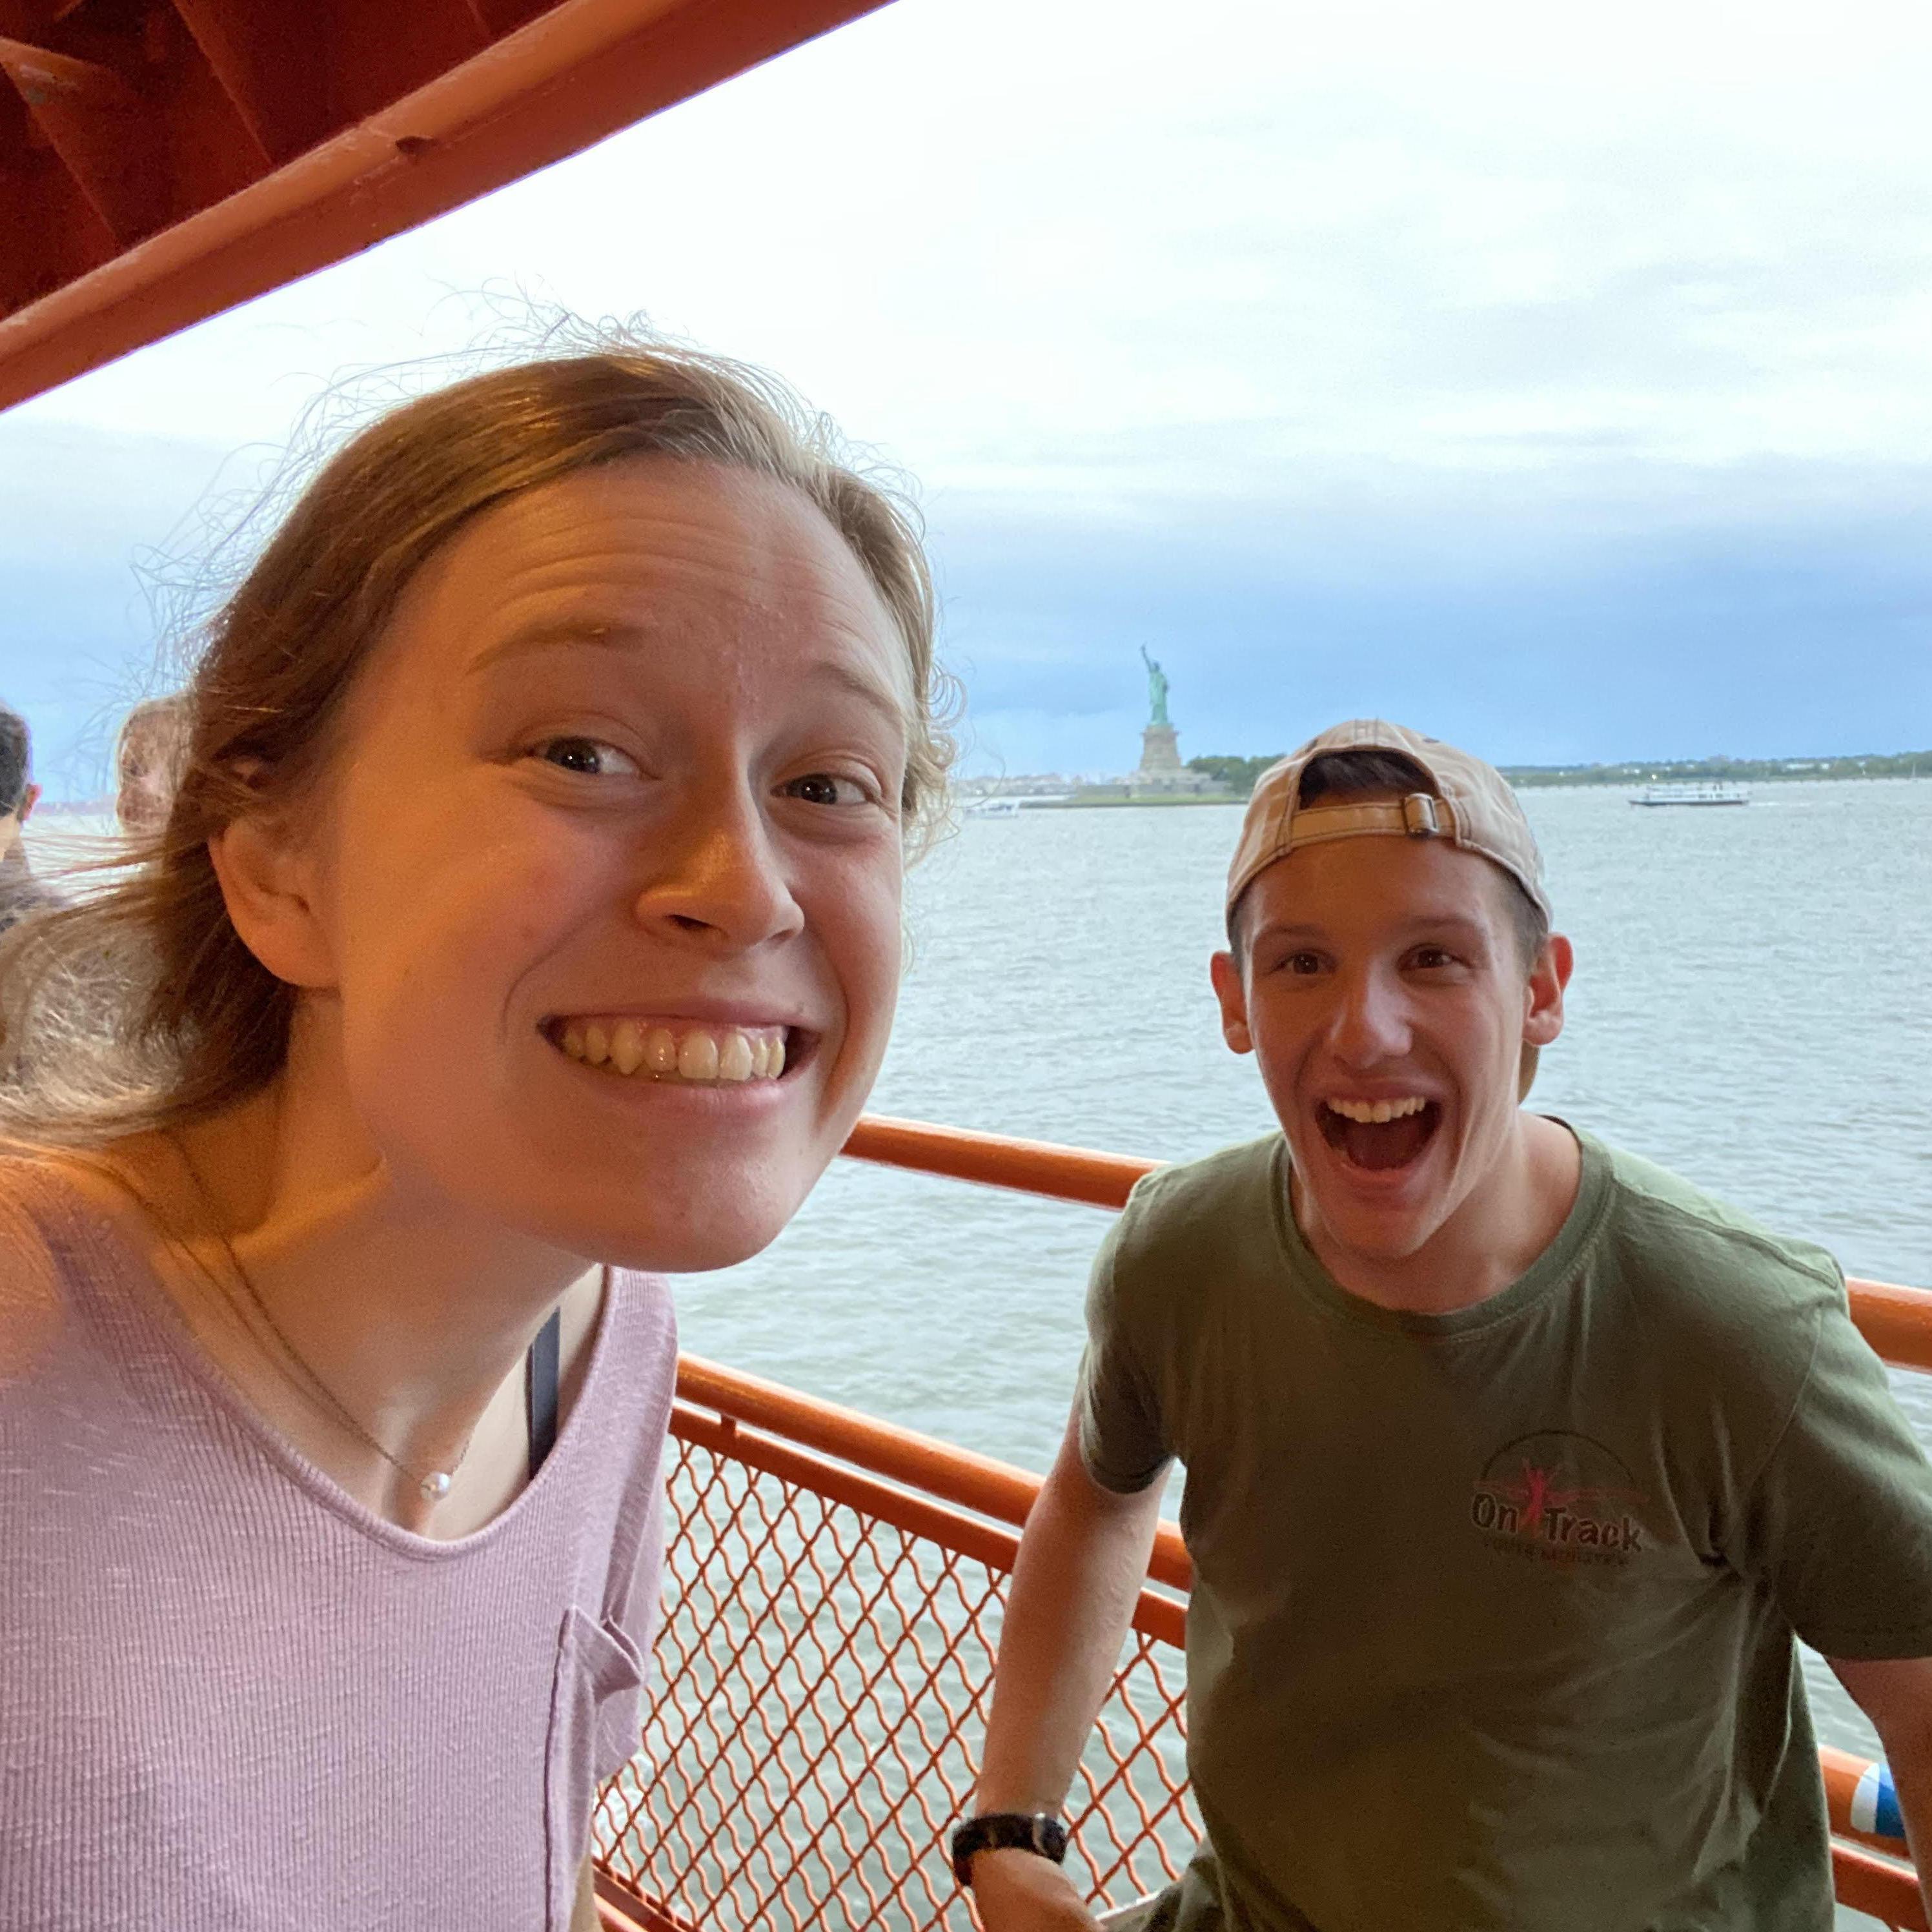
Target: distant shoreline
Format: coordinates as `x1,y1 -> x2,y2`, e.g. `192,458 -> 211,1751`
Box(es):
1500,753 -> 1928,788
41,751 -> 1931,815
1030,793 -> 1239,810
1011,768 -> 1922,812
959,749 -> 1930,810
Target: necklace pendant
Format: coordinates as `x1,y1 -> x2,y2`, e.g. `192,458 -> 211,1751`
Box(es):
420,1471 -> 453,1501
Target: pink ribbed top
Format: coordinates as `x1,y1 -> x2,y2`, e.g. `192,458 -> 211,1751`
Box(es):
0,1160 -> 676,1931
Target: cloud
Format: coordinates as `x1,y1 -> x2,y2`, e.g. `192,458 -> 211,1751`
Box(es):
935,460 -> 1932,769
5,0 -> 1930,784
0,421 -> 236,795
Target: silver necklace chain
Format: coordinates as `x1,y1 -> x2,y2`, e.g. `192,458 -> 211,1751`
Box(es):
154,1136 -> 474,1503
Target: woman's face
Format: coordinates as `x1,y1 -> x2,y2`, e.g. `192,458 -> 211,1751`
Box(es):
264,456 -> 912,1272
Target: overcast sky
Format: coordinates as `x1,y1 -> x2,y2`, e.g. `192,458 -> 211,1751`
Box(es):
5,0 -> 1931,796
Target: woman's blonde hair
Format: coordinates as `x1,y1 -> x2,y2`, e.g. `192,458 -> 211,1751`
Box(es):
1,343 -> 954,1145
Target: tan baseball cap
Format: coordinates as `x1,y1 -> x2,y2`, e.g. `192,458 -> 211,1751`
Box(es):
1226,718 -> 1552,922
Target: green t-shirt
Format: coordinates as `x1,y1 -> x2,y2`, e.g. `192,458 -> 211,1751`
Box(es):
1078,1127 -> 1932,1932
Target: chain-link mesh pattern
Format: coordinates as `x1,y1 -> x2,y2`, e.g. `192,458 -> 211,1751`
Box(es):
590,1356 -> 1931,1932
594,1418 -> 1198,1930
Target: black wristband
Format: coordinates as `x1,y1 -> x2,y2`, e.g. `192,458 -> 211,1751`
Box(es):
949,1812 -> 1070,1887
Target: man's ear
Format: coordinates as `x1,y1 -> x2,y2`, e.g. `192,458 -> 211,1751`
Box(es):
18,782 -> 39,824
1210,948 -> 1254,1055
207,812 -> 338,991
1523,932 -> 1573,1051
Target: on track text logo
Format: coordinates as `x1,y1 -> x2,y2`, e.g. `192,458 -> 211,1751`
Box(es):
1471,1431 -> 1647,1567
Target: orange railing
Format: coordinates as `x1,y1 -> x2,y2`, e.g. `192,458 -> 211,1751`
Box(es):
591,1115 -> 1932,1932
843,1116 -> 1932,1376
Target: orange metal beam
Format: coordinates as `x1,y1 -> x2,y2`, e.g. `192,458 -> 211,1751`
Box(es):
318,0 -> 496,132
0,0 -> 897,409
166,0 -> 343,163
844,1113 -> 1161,1210
1833,1837 -> 1927,1930
595,1869 -> 695,1932
0,36 -> 136,108
470,0 -> 559,31
0,34 -> 164,245
1846,1279 -> 1932,1378
0,99 -> 119,307
840,1115 -> 1932,1372
0,35 -> 132,105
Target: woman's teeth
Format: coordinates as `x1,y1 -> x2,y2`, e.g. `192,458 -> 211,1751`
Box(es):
557,1019 -> 788,1084
1326,1096 -> 1429,1124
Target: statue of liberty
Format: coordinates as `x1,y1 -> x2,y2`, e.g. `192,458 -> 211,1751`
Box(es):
1140,646 -> 1171,727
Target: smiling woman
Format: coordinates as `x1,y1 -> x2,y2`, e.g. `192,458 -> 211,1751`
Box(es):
0,341 -> 952,1931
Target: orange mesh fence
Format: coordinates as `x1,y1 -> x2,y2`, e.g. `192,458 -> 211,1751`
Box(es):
590,1117 -> 1932,1932
590,1359 -> 1928,1932
593,1380 -> 1195,1929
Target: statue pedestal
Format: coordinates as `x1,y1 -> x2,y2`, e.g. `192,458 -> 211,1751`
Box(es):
1135,724 -> 1183,778
1079,707 -> 1228,802
1128,722 -> 1216,792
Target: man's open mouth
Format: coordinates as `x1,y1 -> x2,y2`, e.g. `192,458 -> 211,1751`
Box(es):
1317,1097 -> 1441,1172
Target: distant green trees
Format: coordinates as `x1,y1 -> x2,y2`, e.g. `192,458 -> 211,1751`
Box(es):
1186,749 -> 1930,794
1187,754 -> 1285,795
1501,750 -> 1931,787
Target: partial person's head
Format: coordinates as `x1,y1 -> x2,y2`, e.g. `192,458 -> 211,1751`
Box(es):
3,345 -> 953,1273
115,696 -> 189,837
1210,719 -> 1571,1272
0,706 -> 41,853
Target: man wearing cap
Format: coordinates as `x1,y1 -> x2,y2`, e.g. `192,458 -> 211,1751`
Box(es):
957,722 -> 1932,1931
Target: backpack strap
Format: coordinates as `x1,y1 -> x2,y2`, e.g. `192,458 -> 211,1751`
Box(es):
525,1307 -> 562,1478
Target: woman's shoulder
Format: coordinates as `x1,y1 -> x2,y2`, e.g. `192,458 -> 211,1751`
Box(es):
0,1154 -> 128,1388
567,1266 -> 678,1447
0,1143 -> 150,1224
0,1146 -> 157,1258
0,1152 -> 90,1270
542,1270 -> 678,1593
600,1268 -> 678,1390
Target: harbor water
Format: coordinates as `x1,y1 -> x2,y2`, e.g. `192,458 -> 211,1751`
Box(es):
26,778 -> 1927,1823
680,777 -> 1932,1765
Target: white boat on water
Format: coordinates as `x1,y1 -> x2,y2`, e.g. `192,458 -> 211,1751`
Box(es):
1632,782 -> 1750,807
964,791 -> 1077,816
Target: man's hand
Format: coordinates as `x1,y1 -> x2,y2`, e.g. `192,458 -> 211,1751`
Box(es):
968,1847 -> 1101,1931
